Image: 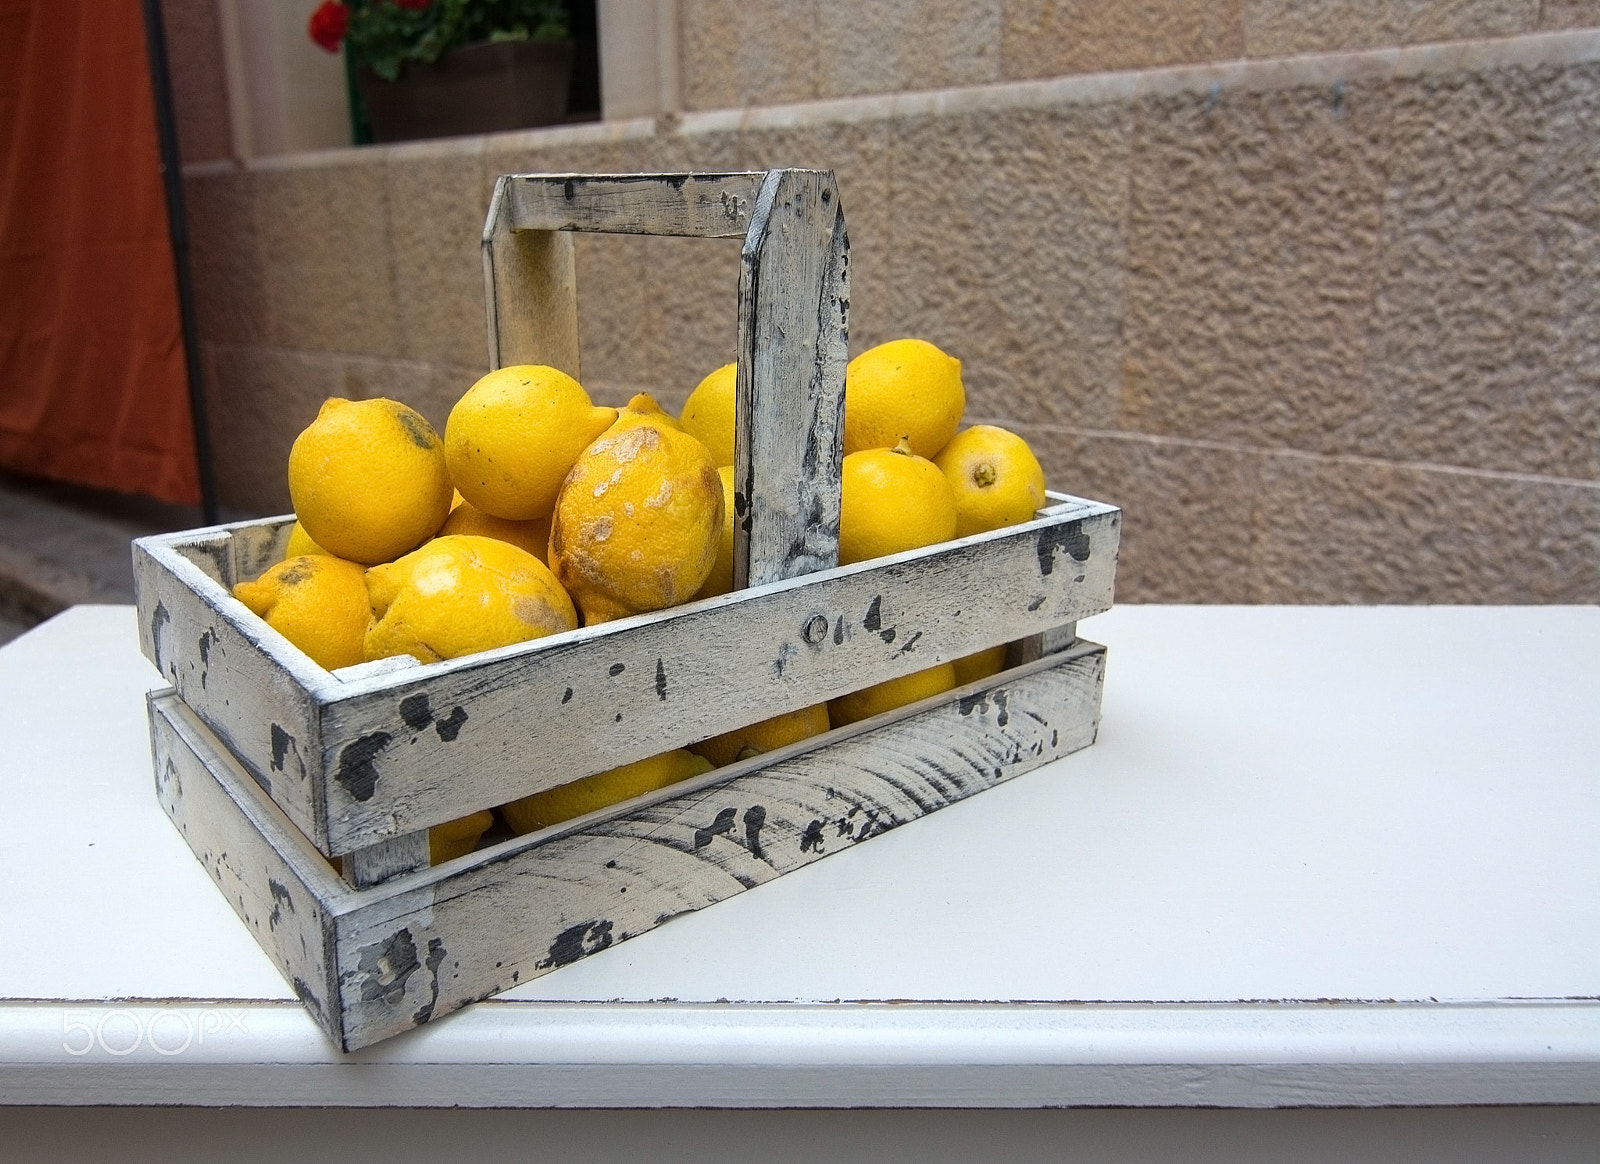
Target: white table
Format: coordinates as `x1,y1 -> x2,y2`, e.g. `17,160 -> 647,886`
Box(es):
1,606 -> 1596,1157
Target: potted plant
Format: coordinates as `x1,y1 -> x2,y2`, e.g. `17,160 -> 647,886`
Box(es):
309,0 -> 575,144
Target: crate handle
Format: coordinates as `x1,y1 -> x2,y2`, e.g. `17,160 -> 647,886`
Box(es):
481,169 -> 850,589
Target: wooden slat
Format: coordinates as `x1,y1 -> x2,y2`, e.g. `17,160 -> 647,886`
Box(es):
342,833 -> 431,888
151,645 -> 1105,1051
733,169 -> 849,587
496,172 -> 765,237
314,500 -> 1117,852
481,179 -> 580,374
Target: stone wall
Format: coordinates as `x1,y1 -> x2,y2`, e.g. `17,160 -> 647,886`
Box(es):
180,28 -> 1599,603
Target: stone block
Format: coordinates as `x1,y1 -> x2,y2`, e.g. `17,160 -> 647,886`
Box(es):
183,170 -> 273,347
815,0 -> 1001,97
250,157 -> 401,357
1346,61 -> 1600,479
1541,1 -> 1600,30
1243,0 -> 1536,57
1023,426 -> 1260,603
1119,76 -> 1393,452
680,0 -> 818,109
1252,456 -> 1600,603
884,101 -> 1132,433
1001,0 -> 1243,80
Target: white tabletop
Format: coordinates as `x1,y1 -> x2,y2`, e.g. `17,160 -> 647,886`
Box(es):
1,604 -> 1596,1108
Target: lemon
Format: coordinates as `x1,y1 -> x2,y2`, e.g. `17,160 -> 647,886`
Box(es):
287,397 -> 453,566
952,645 -> 1007,686
694,464 -> 738,600
690,703 -> 831,768
429,809 -> 495,865
364,534 -> 578,664
679,362 -> 736,466
829,662 -> 957,728
934,425 -> 1047,536
549,421 -> 724,624
232,554 -> 370,671
444,365 -> 617,521
838,439 -> 958,565
843,338 -> 964,458
284,520 -> 330,559
438,499 -> 552,564
500,750 -> 714,834
610,392 -> 685,434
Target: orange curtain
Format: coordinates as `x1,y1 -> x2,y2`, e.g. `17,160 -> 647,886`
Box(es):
0,0 -> 200,504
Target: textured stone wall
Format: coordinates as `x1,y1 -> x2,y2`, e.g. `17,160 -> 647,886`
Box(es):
181,30 -> 1600,603
678,0 -> 1600,109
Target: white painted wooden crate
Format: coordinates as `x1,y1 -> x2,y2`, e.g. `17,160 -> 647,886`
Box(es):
134,170 -> 1121,1050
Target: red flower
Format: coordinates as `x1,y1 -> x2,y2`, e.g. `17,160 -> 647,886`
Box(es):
393,0 -> 432,9
307,1 -> 349,52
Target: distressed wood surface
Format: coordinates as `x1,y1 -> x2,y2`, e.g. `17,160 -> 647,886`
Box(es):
135,495 -> 1116,855
482,215 -> 580,375
495,172 -> 764,237
151,640 -> 1105,1051
734,169 -> 849,587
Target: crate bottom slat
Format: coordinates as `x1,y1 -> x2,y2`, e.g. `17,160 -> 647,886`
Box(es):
149,641 -> 1107,1052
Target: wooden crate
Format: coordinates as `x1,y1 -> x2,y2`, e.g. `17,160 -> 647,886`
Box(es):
134,170 -> 1121,1050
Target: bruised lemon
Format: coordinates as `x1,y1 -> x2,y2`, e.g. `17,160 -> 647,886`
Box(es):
693,465 -> 738,600
690,703 -> 831,768
838,439 -> 958,565
843,338 -> 964,458
445,365 -> 617,521
549,421 -> 724,624
829,662 -> 957,728
287,397 -> 453,566
233,554 -> 370,671
679,362 -> 736,466
364,535 -> 577,664
500,750 -> 714,834
438,499 -> 552,565
429,809 -> 495,865
934,425 -> 1047,536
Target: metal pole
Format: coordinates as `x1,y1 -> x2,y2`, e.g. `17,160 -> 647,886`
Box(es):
140,0 -> 219,524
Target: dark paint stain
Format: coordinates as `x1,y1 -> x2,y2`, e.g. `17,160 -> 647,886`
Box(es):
879,627 -> 896,644
1051,729 -> 1059,748
994,690 -> 1010,728
269,724 -> 293,772
544,919 -> 613,967
656,657 -> 668,700
897,631 -> 922,655
290,977 -> 327,1026
863,596 -> 882,631
356,927 -> 421,1005
562,687 -> 573,704
833,615 -> 845,645
1027,595 -> 1046,612
799,819 -> 826,853
435,707 -> 467,742
743,805 -> 766,859
150,601 -> 172,676
609,662 -> 626,677
693,806 -> 738,850
399,693 -> 432,730
414,937 -> 448,1025
198,628 -> 216,689
336,732 -> 392,802
958,691 -> 989,716
563,178 -> 576,200
605,860 -> 617,869
1036,522 -> 1092,576
267,878 -> 294,931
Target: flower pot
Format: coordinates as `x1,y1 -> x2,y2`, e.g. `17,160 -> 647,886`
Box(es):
356,38 -> 575,144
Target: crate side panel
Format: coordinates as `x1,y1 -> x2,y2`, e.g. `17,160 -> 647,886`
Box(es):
148,692 -> 343,1047
135,537 -> 327,847
317,505 -> 1118,852
332,648 -> 1104,1049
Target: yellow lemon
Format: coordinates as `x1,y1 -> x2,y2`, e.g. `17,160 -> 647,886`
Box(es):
284,520 -> 330,559
952,645 -> 1007,687
679,362 -> 736,466
500,750 -> 714,834
444,365 -> 617,521
843,338 -> 964,458
610,392 -> 686,434
549,422 -> 724,624
838,439 -> 958,565
364,534 -> 578,664
690,703 -> 831,768
438,499 -> 552,564
287,397 -> 453,566
829,662 -> 957,728
934,425 -> 1047,537
232,554 -> 370,671
429,809 -> 495,865
694,464 -> 738,600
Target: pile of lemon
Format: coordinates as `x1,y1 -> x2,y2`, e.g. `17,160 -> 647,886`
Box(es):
234,338 -> 1045,864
